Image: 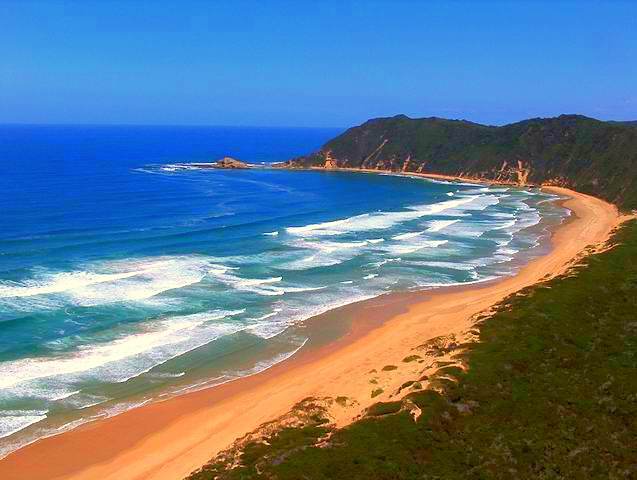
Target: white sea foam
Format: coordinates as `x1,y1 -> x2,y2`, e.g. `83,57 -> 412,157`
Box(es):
263,231 -> 279,236
231,276 -> 283,287
392,231 -> 425,240
497,247 -> 519,255
299,240 -> 371,253
230,338 -> 309,375
251,285 -> 327,297
491,220 -> 517,230
489,188 -> 511,193
426,219 -> 460,233
281,254 -> 345,270
281,196 -> 492,269
249,308 -> 283,321
363,274 -> 379,280
536,196 -> 563,205
418,177 -> 482,187
285,196 -> 481,237
0,309 -> 246,391
447,194 -> 501,213
246,308 -> 309,339
411,261 -> 477,271
384,239 -> 448,255
435,220 -> 497,238
245,321 -> 290,339
0,270 -> 151,298
419,177 -> 454,185
102,398 -> 153,417
147,372 -> 186,379
488,212 -> 516,219
0,410 -> 48,440
494,237 -> 513,246
516,189 -> 540,196
60,393 -> 111,409
367,257 -> 402,268
463,187 -> 510,194
0,256 -> 221,307
206,268 -> 325,296
286,215 -> 365,236
512,210 -> 542,233
248,289 -> 379,339
280,238 -> 383,270
416,275 -> 500,289
468,254 -> 515,267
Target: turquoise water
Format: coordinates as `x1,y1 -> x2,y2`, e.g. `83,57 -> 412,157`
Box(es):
0,125 -> 567,456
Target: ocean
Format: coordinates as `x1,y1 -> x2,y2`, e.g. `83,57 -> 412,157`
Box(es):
0,124 -> 568,457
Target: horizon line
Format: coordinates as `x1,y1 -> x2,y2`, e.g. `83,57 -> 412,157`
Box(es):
0,122 -> 348,130
0,113 -> 635,130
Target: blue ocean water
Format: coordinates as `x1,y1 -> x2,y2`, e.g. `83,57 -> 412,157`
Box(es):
0,125 -> 567,455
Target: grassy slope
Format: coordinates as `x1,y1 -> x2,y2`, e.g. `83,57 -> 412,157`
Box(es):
188,220 -> 637,479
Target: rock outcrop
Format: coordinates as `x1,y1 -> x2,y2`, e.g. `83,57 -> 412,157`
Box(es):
213,157 -> 250,169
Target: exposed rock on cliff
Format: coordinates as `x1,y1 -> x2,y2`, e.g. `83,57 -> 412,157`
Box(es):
284,114 -> 637,210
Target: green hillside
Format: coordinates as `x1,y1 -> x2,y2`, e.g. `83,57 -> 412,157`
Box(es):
286,115 -> 637,210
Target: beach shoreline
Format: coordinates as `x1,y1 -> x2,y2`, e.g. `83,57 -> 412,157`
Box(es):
0,182 -> 624,480
285,165 -> 541,187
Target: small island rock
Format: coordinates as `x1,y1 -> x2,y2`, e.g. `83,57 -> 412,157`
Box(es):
214,157 -> 250,169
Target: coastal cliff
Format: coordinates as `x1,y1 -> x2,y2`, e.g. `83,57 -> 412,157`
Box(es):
283,114 -> 637,210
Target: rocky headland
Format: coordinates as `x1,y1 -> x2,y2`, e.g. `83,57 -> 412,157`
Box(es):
282,114 -> 637,210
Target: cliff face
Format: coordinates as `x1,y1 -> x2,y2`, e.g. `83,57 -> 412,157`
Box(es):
286,114 -> 637,210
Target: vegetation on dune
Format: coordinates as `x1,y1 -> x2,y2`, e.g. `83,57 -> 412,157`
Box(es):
370,388 -> 384,398
287,114 -> 637,210
366,401 -> 403,417
402,354 -> 422,363
187,220 -> 637,480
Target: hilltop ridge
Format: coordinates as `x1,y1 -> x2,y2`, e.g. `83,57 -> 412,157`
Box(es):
283,114 -> 637,210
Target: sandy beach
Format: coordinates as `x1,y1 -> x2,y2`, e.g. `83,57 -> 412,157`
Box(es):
0,185 -> 624,480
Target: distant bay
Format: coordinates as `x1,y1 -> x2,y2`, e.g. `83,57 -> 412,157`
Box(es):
0,125 -> 567,457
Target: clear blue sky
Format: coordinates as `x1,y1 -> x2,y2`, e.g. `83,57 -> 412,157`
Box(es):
1,0 -> 636,127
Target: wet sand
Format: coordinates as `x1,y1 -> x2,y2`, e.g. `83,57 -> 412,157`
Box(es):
0,186 -> 623,480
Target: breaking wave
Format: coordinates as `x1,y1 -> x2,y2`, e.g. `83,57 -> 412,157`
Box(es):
0,309 -> 247,392
0,256 -> 215,308
285,196 -> 483,237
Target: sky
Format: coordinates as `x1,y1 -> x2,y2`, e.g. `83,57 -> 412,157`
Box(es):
1,0 -> 636,127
